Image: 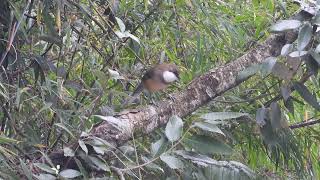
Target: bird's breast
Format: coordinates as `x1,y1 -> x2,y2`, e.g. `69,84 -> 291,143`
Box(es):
142,79 -> 168,92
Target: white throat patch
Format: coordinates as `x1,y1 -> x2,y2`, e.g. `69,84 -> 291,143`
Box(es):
163,71 -> 178,83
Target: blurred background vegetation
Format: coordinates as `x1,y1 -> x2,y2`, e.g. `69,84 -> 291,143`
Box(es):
0,0 -> 319,179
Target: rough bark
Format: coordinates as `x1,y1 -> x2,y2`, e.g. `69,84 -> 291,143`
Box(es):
90,34 -> 287,146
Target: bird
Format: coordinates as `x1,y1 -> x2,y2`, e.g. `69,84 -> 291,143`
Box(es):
123,63 -> 179,107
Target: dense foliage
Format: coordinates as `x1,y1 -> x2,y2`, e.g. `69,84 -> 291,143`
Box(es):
0,0 -> 319,179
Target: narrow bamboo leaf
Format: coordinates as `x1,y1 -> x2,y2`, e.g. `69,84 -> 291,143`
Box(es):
59,169 -> 81,178
141,156 -> 164,172
270,20 -> 302,32
297,23 -> 312,51
315,44 -> 320,53
115,17 -> 125,32
165,115 -> 184,142
293,82 -> 320,110
193,122 -> 225,135
305,56 -> 319,75
183,135 -> 233,155
260,57 -> 277,76
88,156 -> 109,171
160,154 -> 184,169
311,51 -> 320,65
200,112 -> 248,122
92,146 -> 106,155
78,139 -> 88,155
38,102 -> 52,115
175,150 -> 219,165
126,32 -> 140,44
33,163 -> 55,174
74,158 -> 89,180
281,44 -> 293,56
20,159 -> 33,180
289,51 -> 308,57
54,123 -> 75,139
236,64 -> 261,82
0,135 -> 20,144
35,174 -> 56,180
151,136 -> 168,157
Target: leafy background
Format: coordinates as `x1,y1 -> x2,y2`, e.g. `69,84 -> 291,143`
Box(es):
0,0 -> 319,179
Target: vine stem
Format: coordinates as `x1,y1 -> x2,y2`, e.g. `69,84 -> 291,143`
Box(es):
117,125 -> 194,171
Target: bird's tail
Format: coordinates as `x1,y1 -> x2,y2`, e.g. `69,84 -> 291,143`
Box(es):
121,83 -> 144,108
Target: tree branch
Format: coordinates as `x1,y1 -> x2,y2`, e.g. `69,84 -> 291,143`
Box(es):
290,119 -> 320,129
47,31 -> 292,170
90,34 -> 286,146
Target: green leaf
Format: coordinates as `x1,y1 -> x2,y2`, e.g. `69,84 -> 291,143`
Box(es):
54,123 -> 75,139
127,32 -> 140,44
78,139 -> 88,154
311,51 -> 320,65
183,135 -> 233,155
38,102 -> 52,115
193,122 -> 225,135
74,158 -> 88,180
236,64 -> 261,82
59,169 -> 81,178
35,174 -> 56,180
315,44 -> 320,53
293,82 -> 320,110
92,146 -> 107,155
289,51 -> 308,57
305,55 -> 319,75
88,156 -> 109,171
200,112 -> 248,123
281,44 -> 293,56
270,20 -> 302,32
115,17 -> 125,32
0,135 -> 20,144
151,136 -> 168,157
175,150 -> 220,165
297,23 -> 313,51
141,156 -> 164,172
20,159 -> 33,180
33,163 -> 56,174
165,115 -> 184,142
260,57 -> 277,76
160,154 -> 184,169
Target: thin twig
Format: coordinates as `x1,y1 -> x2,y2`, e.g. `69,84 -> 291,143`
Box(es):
290,119 -> 320,129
